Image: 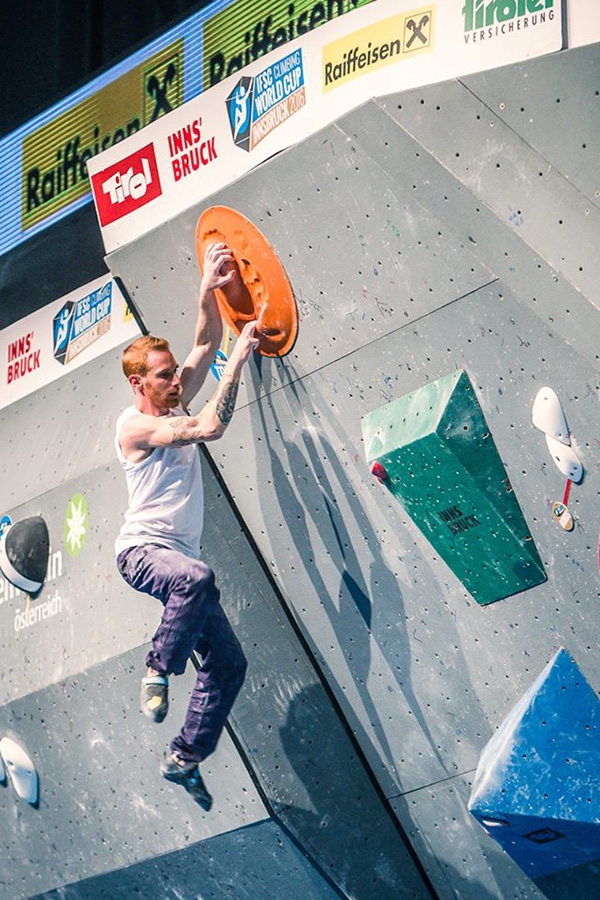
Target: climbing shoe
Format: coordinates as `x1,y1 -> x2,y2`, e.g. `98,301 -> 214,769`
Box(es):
140,673 -> 169,723
160,753 -> 213,811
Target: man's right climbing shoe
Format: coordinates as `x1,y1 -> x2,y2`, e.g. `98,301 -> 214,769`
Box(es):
140,673 -> 169,723
160,753 -> 213,811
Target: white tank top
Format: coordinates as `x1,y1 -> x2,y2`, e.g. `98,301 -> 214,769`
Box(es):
114,406 -> 204,559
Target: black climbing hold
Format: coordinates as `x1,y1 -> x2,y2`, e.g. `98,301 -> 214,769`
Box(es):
0,516 -> 50,593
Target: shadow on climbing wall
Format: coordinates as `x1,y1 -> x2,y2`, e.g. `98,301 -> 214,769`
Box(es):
0,40 -> 599,900
103,42 -> 600,900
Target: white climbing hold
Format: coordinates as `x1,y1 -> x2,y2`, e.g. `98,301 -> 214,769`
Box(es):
545,434 -> 583,483
532,387 -> 570,444
0,738 -> 38,804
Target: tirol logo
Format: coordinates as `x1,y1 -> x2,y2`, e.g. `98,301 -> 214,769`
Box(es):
91,143 -> 162,226
462,0 -> 554,41
53,282 -> 113,366
226,49 -> 306,152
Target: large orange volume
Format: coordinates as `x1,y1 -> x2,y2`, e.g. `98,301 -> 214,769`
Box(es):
196,206 -> 298,357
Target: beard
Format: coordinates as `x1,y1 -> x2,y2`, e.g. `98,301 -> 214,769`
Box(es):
145,383 -> 182,411
163,391 -> 182,409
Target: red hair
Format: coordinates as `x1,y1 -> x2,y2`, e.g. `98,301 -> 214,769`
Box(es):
122,335 -> 171,378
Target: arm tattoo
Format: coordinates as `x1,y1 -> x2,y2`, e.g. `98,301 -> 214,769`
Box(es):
215,376 -> 239,427
166,375 -> 240,445
168,419 -> 199,446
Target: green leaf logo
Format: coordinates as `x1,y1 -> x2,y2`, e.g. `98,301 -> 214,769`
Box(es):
64,493 -> 88,556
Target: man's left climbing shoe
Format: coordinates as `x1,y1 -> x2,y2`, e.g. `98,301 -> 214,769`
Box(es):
140,673 -> 169,723
160,753 -> 213,811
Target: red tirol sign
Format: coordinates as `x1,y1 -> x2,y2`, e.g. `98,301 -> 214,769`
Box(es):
90,143 -> 162,227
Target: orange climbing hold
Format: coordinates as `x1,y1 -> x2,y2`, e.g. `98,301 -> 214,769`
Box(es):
196,206 -> 298,357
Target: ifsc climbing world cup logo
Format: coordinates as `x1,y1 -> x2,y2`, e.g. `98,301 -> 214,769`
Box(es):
226,76 -> 254,152
225,49 -> 306,153
53,281 -> 113,366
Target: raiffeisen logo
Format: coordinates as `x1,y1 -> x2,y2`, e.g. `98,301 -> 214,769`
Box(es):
322,8 -> 433,93
204,0 -> 372,89
462,0 -> 554,43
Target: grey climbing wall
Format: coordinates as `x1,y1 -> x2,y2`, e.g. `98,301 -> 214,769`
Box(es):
102,41 -> 600,900
0,353 -> 431,895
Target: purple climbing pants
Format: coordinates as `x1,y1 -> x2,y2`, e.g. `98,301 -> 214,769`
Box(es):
116,544 -> 247,763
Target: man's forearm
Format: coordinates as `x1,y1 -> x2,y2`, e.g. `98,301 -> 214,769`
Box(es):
179,287 -> 223,407
194,284 -> 222,349
168,374 -> 240,445
215,374 -> 239,427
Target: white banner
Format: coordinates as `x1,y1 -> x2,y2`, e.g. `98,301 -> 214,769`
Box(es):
0,276 -> 139,411
87,0 -> 562,254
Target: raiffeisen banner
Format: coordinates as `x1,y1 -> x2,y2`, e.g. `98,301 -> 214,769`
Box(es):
0,276 -> 139,410
0,39 -> 186,257
0,0 -> 368,257
87,0 -> 562,255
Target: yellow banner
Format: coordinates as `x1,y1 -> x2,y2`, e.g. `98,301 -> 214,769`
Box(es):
21,40 -> 184,230
203,0 -> 373,90
322,6 -> 434,92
